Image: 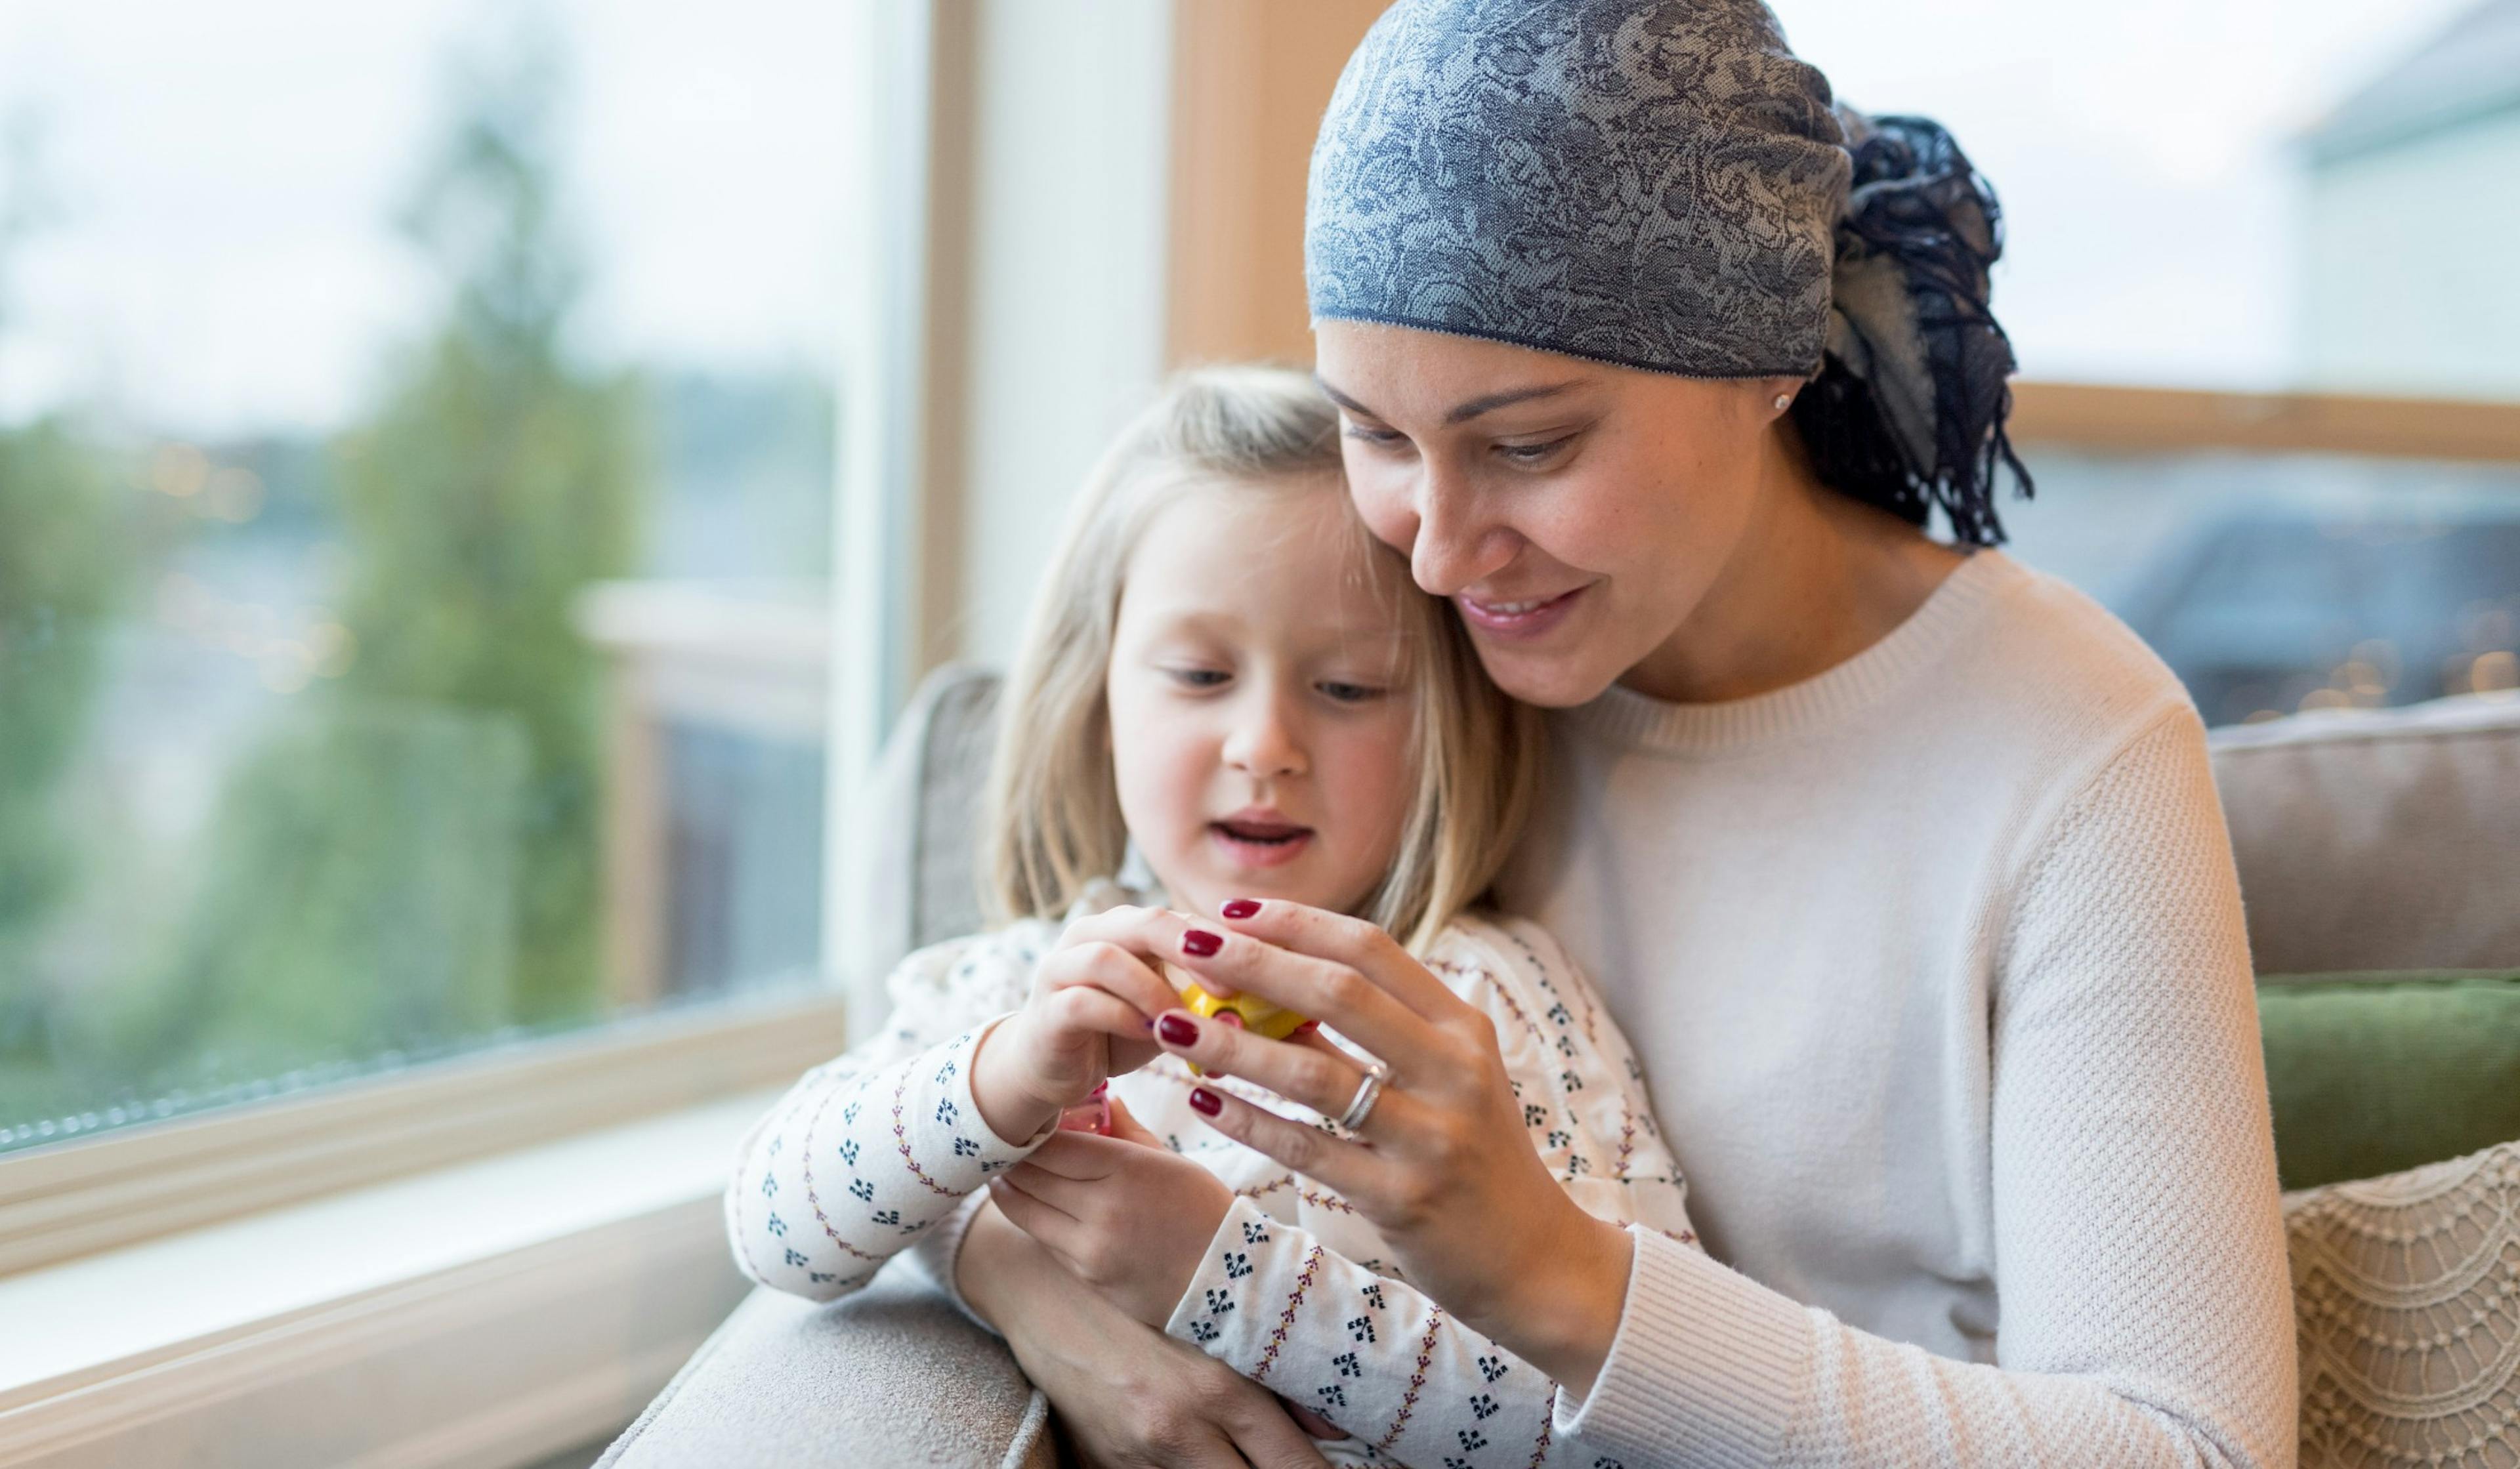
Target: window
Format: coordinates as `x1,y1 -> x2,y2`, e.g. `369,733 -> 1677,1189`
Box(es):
1787,0 -> 2520,724
0,0 -> 870,1159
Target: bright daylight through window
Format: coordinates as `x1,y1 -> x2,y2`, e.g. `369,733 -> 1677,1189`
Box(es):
0,0 -> 854,1153
1793,0 -> 2520,727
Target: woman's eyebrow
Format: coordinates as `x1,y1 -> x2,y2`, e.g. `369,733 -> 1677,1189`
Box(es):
1314,375 -> 1584,426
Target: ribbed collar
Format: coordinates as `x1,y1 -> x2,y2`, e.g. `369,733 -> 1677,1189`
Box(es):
1564,548 -> 2023,757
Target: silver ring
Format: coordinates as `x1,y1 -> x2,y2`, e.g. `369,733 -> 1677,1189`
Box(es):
1336,1059 -> 1391,1133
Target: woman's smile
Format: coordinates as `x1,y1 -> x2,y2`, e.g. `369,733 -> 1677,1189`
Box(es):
1455,583 -> 1591,640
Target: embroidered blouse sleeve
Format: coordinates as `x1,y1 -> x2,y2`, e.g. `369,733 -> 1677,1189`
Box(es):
1167,1197 -> 1563,1468
723,929 -> 1057,1302
1159,915 -> 1698,1468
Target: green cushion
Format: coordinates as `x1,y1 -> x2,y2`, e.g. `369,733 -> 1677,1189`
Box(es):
2256,970 -> 2520,1190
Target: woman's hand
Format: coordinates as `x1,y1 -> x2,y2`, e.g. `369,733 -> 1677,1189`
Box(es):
968,907 -> 1186,1144
958,1198 -> 1335,1469
1106,900 -> 1637,1396
988,1098 -> 1234,1327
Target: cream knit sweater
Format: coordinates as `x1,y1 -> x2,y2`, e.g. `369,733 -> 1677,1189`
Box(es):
1504,548 -> 2298,1468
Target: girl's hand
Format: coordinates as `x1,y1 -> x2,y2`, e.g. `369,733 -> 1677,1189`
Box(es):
988,1097 -> 1234,1327
958,1199 -> 1335,1469
968,907 -> 1186,1144
1119,900 -> 1636,1397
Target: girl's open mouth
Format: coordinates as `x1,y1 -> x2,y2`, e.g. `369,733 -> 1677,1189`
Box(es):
1209,817 -> 1314,868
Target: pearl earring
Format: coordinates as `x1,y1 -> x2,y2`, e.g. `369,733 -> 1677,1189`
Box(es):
1772,392 -> 1794,411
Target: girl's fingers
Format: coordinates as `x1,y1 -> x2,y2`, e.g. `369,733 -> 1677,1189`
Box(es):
1057,906 -> 1196,973
1227,1403 -> 1340,1468
1177,1081 -> 1379,1201
1044,940 -> 1179,1022
1104,1095 -> 1164,1148
1279,1399 -> 1351,1442
1049,985 -> 1161,1046
985,1174 -> 1079,1253
998,1157 -> 1099,1214
1014,1130 -> 1128,1182
1213,900 -> 1466,1022
1163,925 -> 1428,1060
1155,1008 -> 1370,1122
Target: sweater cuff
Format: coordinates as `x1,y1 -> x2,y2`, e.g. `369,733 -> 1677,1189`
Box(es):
1553,1226 -> 1811,1469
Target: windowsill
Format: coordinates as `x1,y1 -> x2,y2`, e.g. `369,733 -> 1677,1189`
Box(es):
0,1091 -> 778,1464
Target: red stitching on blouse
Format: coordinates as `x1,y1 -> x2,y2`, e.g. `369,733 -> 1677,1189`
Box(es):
800,1083 -> 885,1262
1232,1174 -> 1360,1215
1250,1244 -> 1324,1383
1373,1306 -> 1444,1453
890,1066 -> 958,1198
1527,1382 -> 1557,1468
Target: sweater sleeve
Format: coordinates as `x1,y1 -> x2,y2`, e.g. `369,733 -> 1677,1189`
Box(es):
724,931 -> 1057,1302
1556,708 -> 2299,1469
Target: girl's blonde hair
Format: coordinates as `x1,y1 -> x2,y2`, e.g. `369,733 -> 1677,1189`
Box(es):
982,365 -> 1543,953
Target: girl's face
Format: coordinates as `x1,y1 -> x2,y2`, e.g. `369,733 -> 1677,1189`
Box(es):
1315,318 -> 1799,709
1106,475 -> 1419,922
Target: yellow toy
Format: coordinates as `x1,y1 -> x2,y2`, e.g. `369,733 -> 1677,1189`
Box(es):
1177,976 -> 1314,1076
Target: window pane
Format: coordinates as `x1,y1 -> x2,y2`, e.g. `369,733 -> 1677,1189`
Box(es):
1786,0 -> 2517,399
2004,447 -> 2520,727
0,1 -> 857,1149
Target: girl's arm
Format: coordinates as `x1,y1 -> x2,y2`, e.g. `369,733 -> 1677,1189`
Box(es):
729,907 -> 1191,1303
723,933 -> 1055,1300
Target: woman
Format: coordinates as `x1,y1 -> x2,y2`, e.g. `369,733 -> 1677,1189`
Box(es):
950,3 -> 2296,1465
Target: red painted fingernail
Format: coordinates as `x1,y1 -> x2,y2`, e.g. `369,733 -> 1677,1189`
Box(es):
1221,899 -> 1261,920
1158,1014 -> 1200,1047
1188,1087 -> 1223,1117
1181,928 -> 1223,957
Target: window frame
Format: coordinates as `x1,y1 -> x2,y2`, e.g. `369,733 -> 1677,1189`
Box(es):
2008,381 -> 2520,463
0,0 -> 944,1285
0,989 -> 847,1277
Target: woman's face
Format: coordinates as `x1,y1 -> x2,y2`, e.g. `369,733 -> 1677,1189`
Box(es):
1316,319 -> 1798,709
1104,476 -> 1419,922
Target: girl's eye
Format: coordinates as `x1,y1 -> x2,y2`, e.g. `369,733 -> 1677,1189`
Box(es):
1167,667 -> 1230,690
1316,680 -> 1385,705
1343,423 -> 1408,450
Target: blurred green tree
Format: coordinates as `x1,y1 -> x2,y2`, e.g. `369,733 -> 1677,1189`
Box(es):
110,26 -> 646,1085
0,111 -> 128,1075
327,30 -> 644,1025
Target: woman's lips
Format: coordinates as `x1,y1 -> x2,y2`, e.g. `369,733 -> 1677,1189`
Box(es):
1209,819 -> 1314,869
1455,584 -> 1587,640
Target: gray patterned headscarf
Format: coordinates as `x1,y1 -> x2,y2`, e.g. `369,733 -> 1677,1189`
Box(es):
1307,0 -> 2031,544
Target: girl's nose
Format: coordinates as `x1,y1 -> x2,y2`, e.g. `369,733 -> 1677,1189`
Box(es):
1221,701 -> 1307,779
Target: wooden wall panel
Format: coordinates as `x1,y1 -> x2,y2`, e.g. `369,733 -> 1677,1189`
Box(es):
1166,1 -> 1388,370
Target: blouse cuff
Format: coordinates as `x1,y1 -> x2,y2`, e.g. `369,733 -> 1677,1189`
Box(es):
1162,1196 -> 1292,1363
1551,1226 -> 1813,1469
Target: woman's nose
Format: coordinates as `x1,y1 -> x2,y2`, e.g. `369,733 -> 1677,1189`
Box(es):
1408,465 -> 1515,597
1221,699 -> 1307,779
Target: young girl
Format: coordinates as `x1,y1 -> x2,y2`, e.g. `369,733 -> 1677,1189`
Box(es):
726,367 -> 1694,1468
